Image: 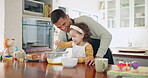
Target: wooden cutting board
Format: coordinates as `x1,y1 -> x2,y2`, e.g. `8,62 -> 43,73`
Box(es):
108,66 -> 148,78
119,48 -> 146,53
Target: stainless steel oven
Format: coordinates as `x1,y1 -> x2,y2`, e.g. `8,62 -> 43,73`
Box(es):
22,18 -> 54,52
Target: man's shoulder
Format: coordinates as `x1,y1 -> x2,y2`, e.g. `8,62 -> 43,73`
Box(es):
74,15 -> 92,24
58,30 -> 67,38
76,15 -> 90,19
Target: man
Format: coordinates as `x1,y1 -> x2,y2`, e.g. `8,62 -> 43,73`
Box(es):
50,9 -> 114,65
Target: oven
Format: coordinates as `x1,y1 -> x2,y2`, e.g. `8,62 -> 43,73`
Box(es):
22,18 -> 54,52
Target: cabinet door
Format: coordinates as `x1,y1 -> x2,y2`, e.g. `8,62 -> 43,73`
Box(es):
134,0 -> 145,27
120,0 -> 130,27
107,0 -> 116,28
103,0 -> 147,28
113,56 -> 148,66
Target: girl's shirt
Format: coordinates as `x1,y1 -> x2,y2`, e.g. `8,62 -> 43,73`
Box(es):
58,41 -> 94,63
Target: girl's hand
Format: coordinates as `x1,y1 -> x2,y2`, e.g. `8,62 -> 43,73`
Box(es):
54,40 -> 60,46
41,53 -> 47,62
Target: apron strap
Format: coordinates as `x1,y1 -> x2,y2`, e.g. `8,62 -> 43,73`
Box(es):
66,33 -> 72,41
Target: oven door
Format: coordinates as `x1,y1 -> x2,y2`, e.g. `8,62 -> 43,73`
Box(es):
22,18 -> 53,50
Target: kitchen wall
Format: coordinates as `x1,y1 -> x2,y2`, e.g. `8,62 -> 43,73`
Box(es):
1,0 -> 148,50
0,0 -> 4,50
53,0 -> 148,48
4,0 -> 22,48
52,0 -> 99,16
109,28 -> 148,48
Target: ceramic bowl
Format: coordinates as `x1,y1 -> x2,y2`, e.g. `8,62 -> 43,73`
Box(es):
61,58 -> 78,68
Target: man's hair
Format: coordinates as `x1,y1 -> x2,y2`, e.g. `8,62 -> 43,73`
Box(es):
50,9 -> 66,24
72,23 -> 92,42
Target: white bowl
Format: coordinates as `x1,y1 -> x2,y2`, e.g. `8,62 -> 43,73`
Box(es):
61,58 -> 78,68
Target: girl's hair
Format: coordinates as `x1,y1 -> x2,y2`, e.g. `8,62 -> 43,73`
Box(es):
71,23 -> 92,42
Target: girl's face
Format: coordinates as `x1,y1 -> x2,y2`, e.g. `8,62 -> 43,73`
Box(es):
70,29 -> 84,45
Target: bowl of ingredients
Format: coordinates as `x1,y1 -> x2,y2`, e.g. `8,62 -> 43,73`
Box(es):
61,58 -> 78,68
46,51 -> 67,64
26,54 -> 40,62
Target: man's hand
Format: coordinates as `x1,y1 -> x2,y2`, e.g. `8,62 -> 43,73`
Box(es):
85,59 -> 95,66
85,56 -> 100,66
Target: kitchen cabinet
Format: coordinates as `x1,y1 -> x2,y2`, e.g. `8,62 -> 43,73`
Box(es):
113,56 -> 148,66
23,0 -> 53,19
99,0 -> 148,28
22,0 -> 55,52
3,0 -> 55,49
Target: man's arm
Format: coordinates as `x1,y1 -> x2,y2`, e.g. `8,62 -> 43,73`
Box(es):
75,16 -> 112,57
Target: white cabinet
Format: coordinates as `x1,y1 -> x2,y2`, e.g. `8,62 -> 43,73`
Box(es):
106,0 -> 116,28
134,0 -> 146,27
120,0 -> 130,28
113,56 -> 148,66
99,0 -> 148,28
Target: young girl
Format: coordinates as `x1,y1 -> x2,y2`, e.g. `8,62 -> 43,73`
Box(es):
55,23 -> 94,63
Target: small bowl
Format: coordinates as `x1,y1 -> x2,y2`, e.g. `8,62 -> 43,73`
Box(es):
61,58 -> 78,68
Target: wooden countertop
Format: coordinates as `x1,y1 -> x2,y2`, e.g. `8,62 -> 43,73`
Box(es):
0,60 -> 123,78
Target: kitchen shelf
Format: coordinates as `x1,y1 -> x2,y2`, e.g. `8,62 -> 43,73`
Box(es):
135,16 -> 145,19
121,17 -> 129,20
107,0 -> 114,2
23,14 -> 51,21
120,7 -> 129,9
135,5 -> 145,7
108,8 -> 116,11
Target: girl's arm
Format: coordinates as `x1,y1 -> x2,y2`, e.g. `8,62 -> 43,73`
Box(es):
78,44 -> 94,63
58,41 -> 73,48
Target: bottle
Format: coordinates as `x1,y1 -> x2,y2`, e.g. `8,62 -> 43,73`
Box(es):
0,54 -> 2,60
16,49 -> 26,62
14,46 -> 19,60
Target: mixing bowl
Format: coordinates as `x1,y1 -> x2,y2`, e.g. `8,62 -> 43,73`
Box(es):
61,58 -> 78,68
46,51 -> 67,64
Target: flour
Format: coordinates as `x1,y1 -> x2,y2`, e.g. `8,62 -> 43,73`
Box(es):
51,57 -> 64,63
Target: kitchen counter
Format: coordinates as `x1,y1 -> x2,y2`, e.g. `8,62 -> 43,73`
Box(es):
111,47 -> 148,59
0,60 -> 125,78
111,47 -> 148,66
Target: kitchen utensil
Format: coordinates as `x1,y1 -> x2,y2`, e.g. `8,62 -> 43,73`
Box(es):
52,40 -> 61,52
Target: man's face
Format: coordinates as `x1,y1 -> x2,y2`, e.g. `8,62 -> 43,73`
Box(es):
54,15 -> 71,32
